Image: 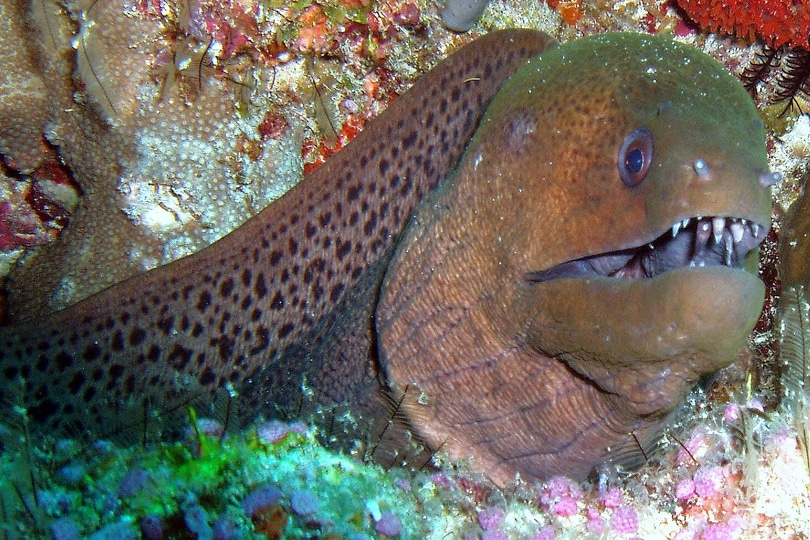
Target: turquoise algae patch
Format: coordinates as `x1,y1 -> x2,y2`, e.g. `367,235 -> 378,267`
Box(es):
0,417 -> 431,539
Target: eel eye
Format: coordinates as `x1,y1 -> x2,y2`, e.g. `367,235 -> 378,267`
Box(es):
618,128 -> 653,187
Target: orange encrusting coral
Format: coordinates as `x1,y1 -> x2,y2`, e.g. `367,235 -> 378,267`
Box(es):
546,0 -> 583,25
676,0 -> 810,50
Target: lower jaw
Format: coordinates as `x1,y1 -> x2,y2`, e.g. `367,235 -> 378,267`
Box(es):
527,266 -> 764,383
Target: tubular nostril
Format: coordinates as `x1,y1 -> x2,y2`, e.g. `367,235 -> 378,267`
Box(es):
693,158 -> 709,178
759,171 -> 776,187
759,170 -> 781,188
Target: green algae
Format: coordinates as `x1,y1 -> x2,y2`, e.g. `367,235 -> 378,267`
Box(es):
1,416 -> 428,539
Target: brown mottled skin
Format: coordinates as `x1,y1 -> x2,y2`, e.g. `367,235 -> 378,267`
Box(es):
777,179 -> 810,420
780,186 -> 810,290
1,31 -> 774,484
376,33 -> 773,481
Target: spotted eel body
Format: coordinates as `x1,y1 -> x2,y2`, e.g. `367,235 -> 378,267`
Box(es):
1,30 -> 775,484
0,29 -> 555,463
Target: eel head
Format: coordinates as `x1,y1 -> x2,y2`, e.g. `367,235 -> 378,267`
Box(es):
376,33 -> 774,484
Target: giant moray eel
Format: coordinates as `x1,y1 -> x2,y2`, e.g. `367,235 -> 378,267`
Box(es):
0,30 -> 775,484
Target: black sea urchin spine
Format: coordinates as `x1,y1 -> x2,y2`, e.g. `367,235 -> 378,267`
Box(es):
741,45 -> 781,99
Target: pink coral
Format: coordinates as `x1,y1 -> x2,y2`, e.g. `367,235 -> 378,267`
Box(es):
430,472 -> 453,490
599,487 -> 623,509
676,478 -> 696,500
610,505 -> 638,534
586,508 -> 605,533
552,496 -> 578,517
677,427 -> 714,464
700,523 -> 735,540
256,420 -> 291,444
722,403 -> 740,423
478,507 -> 505,530
533,526 -> 556,540
374,512 -> 402,537
693,466 -> 724,498
539,475 -> 583,517
540,476 -> 583,506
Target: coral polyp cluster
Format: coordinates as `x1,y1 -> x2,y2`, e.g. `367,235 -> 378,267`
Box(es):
674,0 -> 810,110
675,0 -> 810,50
0,0 -> 424,320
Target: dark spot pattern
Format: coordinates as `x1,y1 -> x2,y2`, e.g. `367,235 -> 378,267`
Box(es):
83,344 -> 101,362
68,372 -> 86,393
55,352 -> 74,371
197,291 -> 212,312
129,326 -> 146,346
277,322 -> 295,339
270,291 -> 285,310
157,315 -> 175,336
111,330 -> 125,352
0,30 -> 552,451
255,273 -> 268,299
219,278 -> 234,298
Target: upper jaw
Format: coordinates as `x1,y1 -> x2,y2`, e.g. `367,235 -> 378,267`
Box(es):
527,215 -> 769,283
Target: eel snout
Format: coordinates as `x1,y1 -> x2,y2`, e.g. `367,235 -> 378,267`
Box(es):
528,215 -> 768,282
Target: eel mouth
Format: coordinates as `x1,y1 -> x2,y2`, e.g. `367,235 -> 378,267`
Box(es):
528,216 -> 768,282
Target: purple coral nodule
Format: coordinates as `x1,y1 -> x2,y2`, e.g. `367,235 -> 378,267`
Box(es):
184,504 -> 212,538
256,420 -> 291,444
140,515 -> 164,540
118,468 -> 150,499
50,517 -> 81,540
290,489 -> 319,516
374,511 -> 402,537
478,506 -> 505,530
242,484 -> 283,517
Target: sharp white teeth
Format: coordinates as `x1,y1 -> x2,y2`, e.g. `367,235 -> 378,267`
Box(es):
696,219 -> 711,248
730,221 -> 745,243
712,217 -> 726,243
684,216 -> 762,269
724,234 -> 733,266
672,217 -> 694,237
